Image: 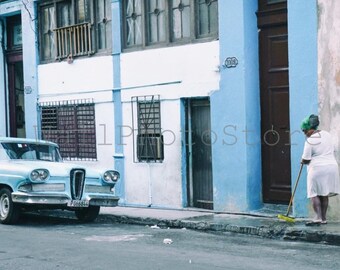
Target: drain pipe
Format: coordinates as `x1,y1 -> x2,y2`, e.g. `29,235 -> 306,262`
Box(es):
111,0 -> 125,204
0,19 -> 8,136
148,163 -> 152,207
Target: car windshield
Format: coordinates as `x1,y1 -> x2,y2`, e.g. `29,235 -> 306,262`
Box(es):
0,142 -> 62,162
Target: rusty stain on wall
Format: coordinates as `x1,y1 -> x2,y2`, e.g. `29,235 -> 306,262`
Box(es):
335,70 -> 340,86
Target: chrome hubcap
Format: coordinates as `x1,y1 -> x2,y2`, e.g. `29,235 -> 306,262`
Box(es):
0,194 -> 9,218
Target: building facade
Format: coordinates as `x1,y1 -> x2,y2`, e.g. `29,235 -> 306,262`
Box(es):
0,0 -> 339,219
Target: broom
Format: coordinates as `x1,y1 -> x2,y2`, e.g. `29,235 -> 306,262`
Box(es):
277,163 -> 304,223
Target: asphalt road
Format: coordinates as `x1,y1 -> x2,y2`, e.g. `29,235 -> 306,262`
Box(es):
0,213 -> 339,270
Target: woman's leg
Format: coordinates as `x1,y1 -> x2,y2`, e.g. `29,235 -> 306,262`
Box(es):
320,196 -> 329,222
311,196 -> 322,221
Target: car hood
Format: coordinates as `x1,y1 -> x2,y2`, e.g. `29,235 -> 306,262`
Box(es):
0,160 -> 102,178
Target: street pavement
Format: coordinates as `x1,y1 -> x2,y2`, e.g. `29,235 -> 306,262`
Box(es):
98,206 -> 340,246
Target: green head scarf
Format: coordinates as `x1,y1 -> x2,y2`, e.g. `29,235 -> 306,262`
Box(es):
300,114 -> 319,131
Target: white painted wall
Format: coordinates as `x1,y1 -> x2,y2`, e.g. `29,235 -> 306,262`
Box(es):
37,41 -> 220,208
121,41 -> 220,99
38,56 -> 114,97
318,0 -> 340,220
120,41 -> 220,208
38,56 -> 117,171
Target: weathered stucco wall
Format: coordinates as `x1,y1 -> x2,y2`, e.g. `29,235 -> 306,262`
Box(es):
318,0 -> 340,220
120,41 -> 219,208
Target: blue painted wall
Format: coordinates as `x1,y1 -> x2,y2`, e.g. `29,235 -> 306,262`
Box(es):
22,2 -> 39,139
211,0 -> 261,212
111,0 -> 125,204
288,0 -> 318,217
243,1 -> 262,211
180,99 -> 188,207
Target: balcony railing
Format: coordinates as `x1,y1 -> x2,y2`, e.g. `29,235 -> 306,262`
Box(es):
54,22 -> 94,60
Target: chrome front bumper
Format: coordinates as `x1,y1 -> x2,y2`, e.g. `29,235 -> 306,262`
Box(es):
11,192 -> 119,207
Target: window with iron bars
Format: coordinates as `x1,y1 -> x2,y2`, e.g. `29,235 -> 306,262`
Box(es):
39,100 -> 97,161
122,0 -> 218,50
39,0 -> 112,63
132,95 -> 164,162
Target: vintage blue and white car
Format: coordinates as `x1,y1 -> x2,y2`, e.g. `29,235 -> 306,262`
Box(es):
0,137 -> 120,224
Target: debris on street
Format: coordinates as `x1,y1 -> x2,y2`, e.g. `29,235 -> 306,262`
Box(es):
163,238 -> 173,244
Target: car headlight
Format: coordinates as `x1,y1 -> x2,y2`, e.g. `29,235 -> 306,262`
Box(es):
30,169 -> 50,182
103,170 -> 120,183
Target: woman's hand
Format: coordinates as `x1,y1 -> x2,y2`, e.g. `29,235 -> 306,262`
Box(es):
301,159 -> 311,165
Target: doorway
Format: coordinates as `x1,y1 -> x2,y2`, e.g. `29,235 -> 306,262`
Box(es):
186,98 -> 213,210
257,0 -> 291,203
7,56 -> 25,137
6,15 -> 25,138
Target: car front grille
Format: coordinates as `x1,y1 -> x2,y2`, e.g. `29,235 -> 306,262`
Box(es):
70,169 -> 85,200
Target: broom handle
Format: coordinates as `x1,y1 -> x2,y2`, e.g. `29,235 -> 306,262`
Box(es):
286,163 -> 304,216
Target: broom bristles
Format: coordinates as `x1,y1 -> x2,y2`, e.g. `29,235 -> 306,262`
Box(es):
277,214 -> 295,223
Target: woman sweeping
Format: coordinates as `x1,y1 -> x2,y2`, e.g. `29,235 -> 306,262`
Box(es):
301,114 -> 340,226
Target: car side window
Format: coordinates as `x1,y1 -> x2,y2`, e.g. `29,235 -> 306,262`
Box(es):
21,150 -> 37,160
6,150 -> 18,159
1,143 -> 20,159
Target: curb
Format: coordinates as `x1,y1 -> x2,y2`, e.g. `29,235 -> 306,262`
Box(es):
98,214 -> 340,246
283,227 -> 340,245
98,214 -> 287,239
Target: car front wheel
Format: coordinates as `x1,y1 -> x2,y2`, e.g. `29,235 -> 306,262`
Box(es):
75,206 -> 100,222
0,188 -> 20,224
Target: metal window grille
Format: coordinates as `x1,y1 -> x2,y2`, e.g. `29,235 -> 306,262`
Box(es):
39,99 -> 97,161
131,95 -> 164,162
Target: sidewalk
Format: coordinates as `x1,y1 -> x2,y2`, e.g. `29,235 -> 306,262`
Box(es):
99,206 -> 340,246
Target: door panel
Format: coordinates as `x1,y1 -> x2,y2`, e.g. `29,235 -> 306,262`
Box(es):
258,1 -> 291,203
7,56 -> 25,138
187,98 -> 213,210
6,15 -> 25,138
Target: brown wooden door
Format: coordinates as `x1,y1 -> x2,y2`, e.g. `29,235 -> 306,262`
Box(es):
257,0 -> 291,203
7,55 -> 25,138
187,98 -> 213,210
6,15 -> 25,138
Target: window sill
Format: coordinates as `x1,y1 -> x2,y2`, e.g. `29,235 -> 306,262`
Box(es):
122,36 -> 219,54
39,50 -> 112,65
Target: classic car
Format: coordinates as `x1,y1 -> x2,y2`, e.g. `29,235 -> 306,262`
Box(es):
0,137 -> 120,224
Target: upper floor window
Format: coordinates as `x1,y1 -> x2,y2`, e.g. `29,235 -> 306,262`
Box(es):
7,15 -> 22,50
122,0 -> 218,50
39,0 -> 112,63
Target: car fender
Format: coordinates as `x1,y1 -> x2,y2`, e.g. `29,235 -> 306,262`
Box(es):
0,174 -> 27,191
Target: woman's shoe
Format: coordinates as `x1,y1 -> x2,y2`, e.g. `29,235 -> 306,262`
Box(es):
321,220 -> 327,225
305,220 -> 321,226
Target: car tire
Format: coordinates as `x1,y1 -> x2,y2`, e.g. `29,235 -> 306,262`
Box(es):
74,206 -> 100,222
0,188 -> 20,225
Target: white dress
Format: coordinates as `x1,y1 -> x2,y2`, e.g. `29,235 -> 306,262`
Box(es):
302,130 -> 340,198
